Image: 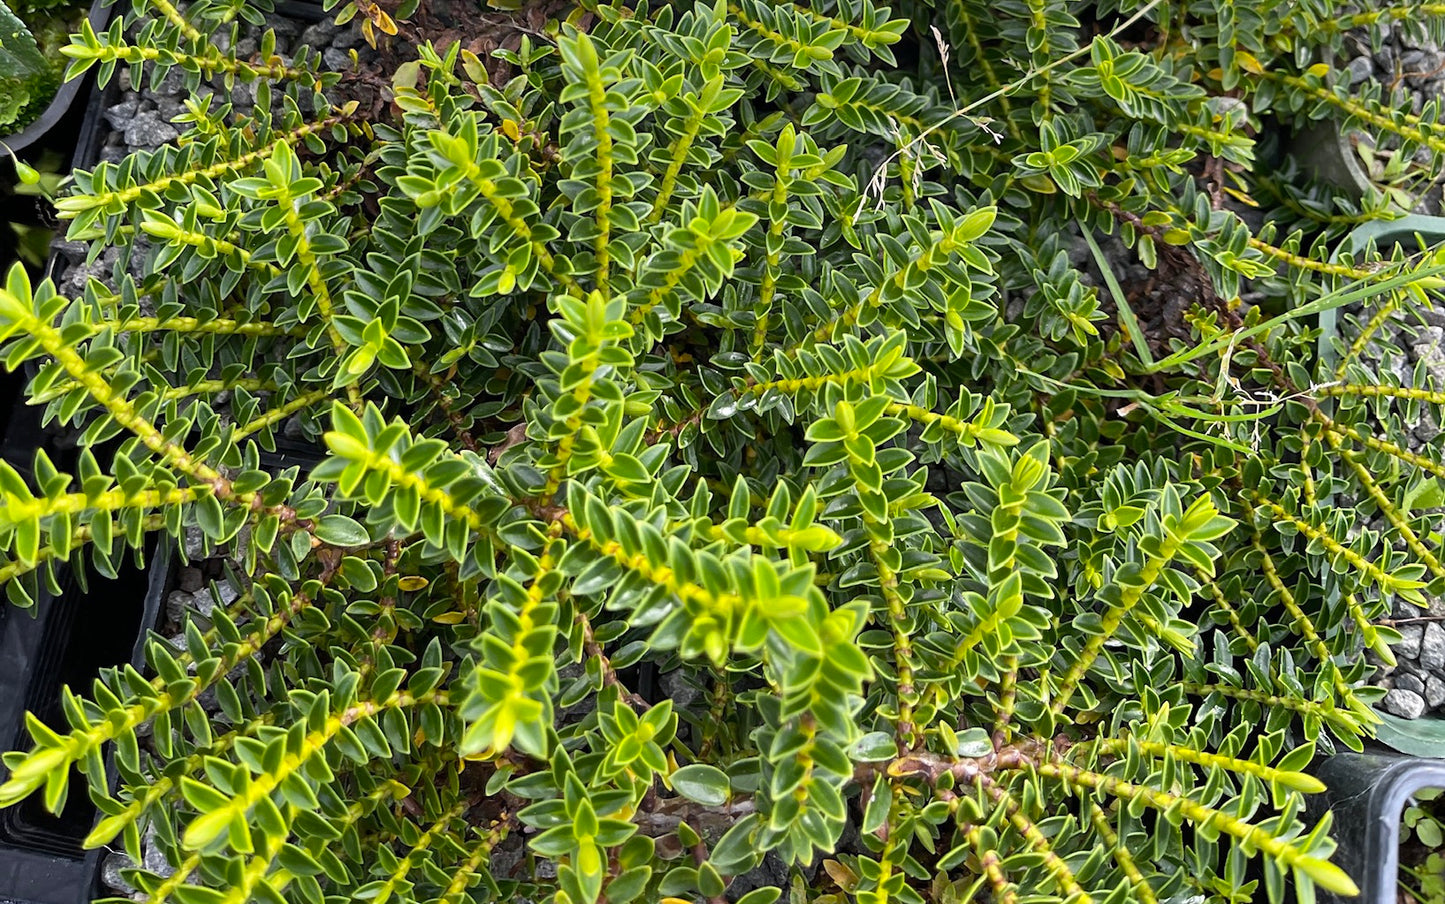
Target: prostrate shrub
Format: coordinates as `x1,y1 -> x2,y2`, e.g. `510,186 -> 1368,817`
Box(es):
3,0 -> 1445,902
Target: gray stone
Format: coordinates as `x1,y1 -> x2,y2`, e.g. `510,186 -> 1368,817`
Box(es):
51,238 -> 86,259
1376,45 -> 1398,76
165,590 -> 192,624
101,853 -> 136,894
178,567 -> 204,593
1347,56 -> 1375,85
1414,347 -> 1445,390
300,19 -> 339,49
323,47 -> 352,72
1416,409 -> 1441,444
183,527 -> 206,560
230,82 -> 254,111
1402,49 -> 1445,83
142,823 -> 175,878
231,524 -> 252,566
1396,623 -> 1426,659
1422,622 -> 1445,671
1429,675 -> 1445,709
265,13 -> 300,38
488,832 -> 527,880
58,245 -> 118,296
104,98 -> 139,130
124,112 -> 179,149
154,96 -> 185,122
725,851 -> 791,900
194,580 -> 239,617
1417,188 -> 1444,218
332,23 -> 366,50
659,669 -> 701,710
1390,352 -> 1413,386
1383,687 -> 1428,719
1414,325 -> 1445,356
159,67 -> 187,97
1397,672 -> 1426,695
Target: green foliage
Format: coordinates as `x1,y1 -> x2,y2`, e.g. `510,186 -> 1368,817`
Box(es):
1403,788 -> 1445,904
8,1 -> 1445,903
0,0 -> 57,130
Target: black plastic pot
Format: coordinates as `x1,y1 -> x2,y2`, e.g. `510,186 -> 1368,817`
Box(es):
257,434 -> 327,474
0,542 -> 172,904
0,0 -> 115,157
1310,751 -> 1445,904
0,278 -> 175,901
0,378 -> 174,903
0,2 -> 334,888
1317,214 -> 1445,374
276,0 -> 328,21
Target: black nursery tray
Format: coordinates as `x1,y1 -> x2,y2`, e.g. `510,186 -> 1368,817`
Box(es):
1310,751 -> 1445,904
0,543 -> 172,904
0,3 -> 333,895
0,374 -> 175,903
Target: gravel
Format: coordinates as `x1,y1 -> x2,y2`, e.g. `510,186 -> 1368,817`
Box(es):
1397,624 -> 1426,660
52,3 -> 378,303
1397,672 -> 1427,696
1360,321 -> 1445,718
100,853 -> 135,896
1338,22 -> 1445,215
660,668 -> 702,711
143,822 -> 177,879
1348,208 -> 1445,720
1332,23 -> 1445,720
1428,674 -> 1445,708
178,566 -> 204,593
101,823 -> 177,899
1422,622 -> 1445,671
165,578 -> 237,623
1383,687 -> 1428,719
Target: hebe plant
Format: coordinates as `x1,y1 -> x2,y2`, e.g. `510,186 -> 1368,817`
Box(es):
4,0 -> 1445,902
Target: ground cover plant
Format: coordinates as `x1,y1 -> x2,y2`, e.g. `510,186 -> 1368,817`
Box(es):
0,0 -> 92,133
1403,788 -> 1445,903
4,0 -> 1445,902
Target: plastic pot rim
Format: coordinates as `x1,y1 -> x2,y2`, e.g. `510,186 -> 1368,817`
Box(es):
1312,751 -> 1445,903
0,0 -> 115,157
